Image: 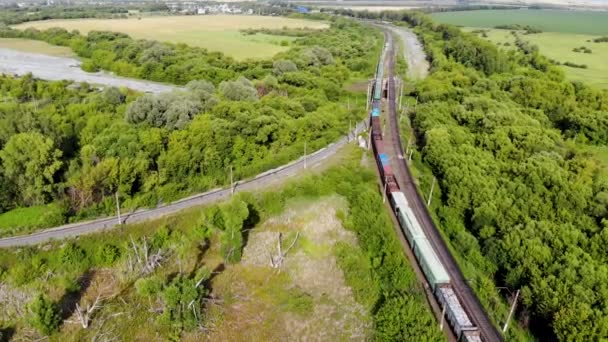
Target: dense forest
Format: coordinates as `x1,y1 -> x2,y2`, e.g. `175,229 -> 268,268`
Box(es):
407,12 -> 607,341
337,8 -> 608,340
0,18 -> 379,234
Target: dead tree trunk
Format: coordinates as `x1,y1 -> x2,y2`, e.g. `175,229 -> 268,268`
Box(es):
269,231 -> 300,269
74,295 -> 102,329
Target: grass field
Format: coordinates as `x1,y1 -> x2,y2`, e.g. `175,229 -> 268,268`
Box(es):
13,15 -> 329,60
0,203 -> 65,237
465,28 -> 608,88
432,9 -> 608,35
0,37 -> 76,57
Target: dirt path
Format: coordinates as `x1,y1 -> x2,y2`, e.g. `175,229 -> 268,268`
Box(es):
0,48 -> 176,93
385,25 -> 430,80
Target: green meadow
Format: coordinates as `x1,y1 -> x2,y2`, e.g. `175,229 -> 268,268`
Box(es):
433,9 -> 608,88
431,9 -> 608,35
465,28 -> 608,88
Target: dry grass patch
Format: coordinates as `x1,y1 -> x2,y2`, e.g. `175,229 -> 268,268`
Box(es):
0,38 -> 76,57
206,196 -> 371,341
13,15 -> 329,60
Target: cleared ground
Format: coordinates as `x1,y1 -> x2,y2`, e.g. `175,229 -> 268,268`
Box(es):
0,38 -> 75,57
208,196 -> 371,340
13,15 -> 329,60
432,9 -> 608,35
466,28 -> 608,88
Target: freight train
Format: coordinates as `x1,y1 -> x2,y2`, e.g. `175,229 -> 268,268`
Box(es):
370,42 -> 483,342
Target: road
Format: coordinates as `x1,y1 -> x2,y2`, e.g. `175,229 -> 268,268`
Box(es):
381,27 -> 503,342
0,48 -> 176,94
0,122 -> 366,248
385,25 -> 429,80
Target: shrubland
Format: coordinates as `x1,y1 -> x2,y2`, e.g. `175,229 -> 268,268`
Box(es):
0,149 -> 442,340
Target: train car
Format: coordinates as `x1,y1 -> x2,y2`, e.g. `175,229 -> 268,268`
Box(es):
377,153 -> 392,180
386,175 -> 400,193
461,330 -> 482,342
370,104 -> 382,137
413,236 -> 451,290
435,285 -> 478,339
371,107 -> 380,118
373,63 -> 384,100
391,192 -> 426,247
371,116 -> 382,138
371,133 -> 384,158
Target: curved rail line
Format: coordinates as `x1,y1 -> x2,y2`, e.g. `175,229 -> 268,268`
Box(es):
382,28 -> 503,342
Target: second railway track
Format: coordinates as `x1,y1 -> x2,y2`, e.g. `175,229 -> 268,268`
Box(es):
381,28 -> 503,342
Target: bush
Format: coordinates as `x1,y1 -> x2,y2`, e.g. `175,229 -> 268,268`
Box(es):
563,61 -> 588,69
95,243 -> 121,265
27,294 -> 61,336
59,242 -> 89,268
272,59 -> 298,75
219,77 -> 258,101
81,59 -> 98,72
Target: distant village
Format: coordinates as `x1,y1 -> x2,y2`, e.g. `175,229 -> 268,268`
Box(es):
164,2 -> 312,15
7,1 -> 314,16
166,2 -> 250,15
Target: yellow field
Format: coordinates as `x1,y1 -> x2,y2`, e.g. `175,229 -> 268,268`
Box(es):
13,15 -> 329,60
0,38 -> 76,57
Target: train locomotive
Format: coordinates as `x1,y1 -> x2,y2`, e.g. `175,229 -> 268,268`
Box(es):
369,42 -> 482,342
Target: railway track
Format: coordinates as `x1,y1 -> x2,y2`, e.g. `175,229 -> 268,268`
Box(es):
382,31 -> 503,342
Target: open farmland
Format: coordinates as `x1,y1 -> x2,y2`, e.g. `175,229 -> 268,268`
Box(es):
431,9 -> 608,35
0,38 -> 75,57
13,15 -> 329,60
432,9 -> 608,88
465,28 -> 608,88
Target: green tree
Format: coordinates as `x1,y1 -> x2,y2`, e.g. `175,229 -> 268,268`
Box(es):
160,274 -> 208,331
219,77 -> 257,101
0,132 -> 62,206
272,59 -> 298,75
219,197 -> 249,263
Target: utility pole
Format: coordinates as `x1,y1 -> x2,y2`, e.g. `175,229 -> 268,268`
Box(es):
439,305 -> 446,329
383,178 -> 388,203
399,82 -> 404,110
405,136 -> 411,155
386,77 -> 390,101
115,192 -> 122,225
366,81 -> 371,111
230,165 -> 234,195
427,177 -> 436,206
304,140 -> 307,169
349,120 -> 352,142
503,289 -> 520,333
408,150 -> 413,162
